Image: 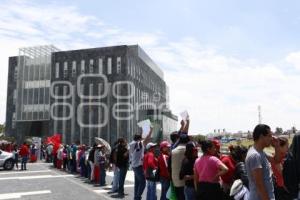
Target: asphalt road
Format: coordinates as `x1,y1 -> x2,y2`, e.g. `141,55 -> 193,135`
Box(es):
0,162 -> 163,200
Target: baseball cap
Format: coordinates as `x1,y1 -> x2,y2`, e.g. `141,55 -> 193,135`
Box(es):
146,142 -> 157,150
160,141 -> 171,149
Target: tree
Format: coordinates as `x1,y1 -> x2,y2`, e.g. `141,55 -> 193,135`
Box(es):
193,134 -> 206,143
292,126 -> 297,134
0,124 -> 5,134
275,127 -> 283,135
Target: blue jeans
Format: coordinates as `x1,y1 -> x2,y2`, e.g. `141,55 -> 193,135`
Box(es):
21,156 -> 28,170
184,186 -> 196,200
86,161 -> 91,179
118,166 -> 128,195
146,180 -> 157,200
111,166 -> 120,192
100,165 -> 106,186
160,178 -> 170,200
133,165 -> 146,200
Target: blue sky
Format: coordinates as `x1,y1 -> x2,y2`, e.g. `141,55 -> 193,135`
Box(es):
1,0 -> 300,134
63,0 -> 300,60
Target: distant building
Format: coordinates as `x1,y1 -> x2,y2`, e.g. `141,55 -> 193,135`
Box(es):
6,45 -> 177,145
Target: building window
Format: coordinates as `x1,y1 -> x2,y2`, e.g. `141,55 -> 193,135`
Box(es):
133,65 -> 136,78
89,59 -> 94,73
12,112 -> 16,129
107,57 -> 112,74
63,61 -> 68,78
55,62 -> 59,78
127,59 -> 131,75
81,60 -> 85,73
14,67 -> 18,81
98,58 -> 103,74
13,89 -> 16,104
117,57 -> 121,74
72,61 -> 76,77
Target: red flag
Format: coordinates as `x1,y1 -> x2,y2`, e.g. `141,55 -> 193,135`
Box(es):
45,133 -> 62,154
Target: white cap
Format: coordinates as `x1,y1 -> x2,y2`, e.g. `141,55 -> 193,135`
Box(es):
146,142 -> 157,150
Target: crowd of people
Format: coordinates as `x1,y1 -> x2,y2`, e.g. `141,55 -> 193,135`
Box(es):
39,119 -> 300,200
4,119 -> 300,200
0,142 -> 38,170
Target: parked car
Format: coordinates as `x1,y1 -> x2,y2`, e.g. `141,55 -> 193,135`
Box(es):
0,150 -> 14,170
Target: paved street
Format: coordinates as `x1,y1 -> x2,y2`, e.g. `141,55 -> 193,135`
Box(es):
0,162 -> 163,200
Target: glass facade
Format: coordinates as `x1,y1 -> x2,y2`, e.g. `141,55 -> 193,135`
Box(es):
16,45 -> 59,121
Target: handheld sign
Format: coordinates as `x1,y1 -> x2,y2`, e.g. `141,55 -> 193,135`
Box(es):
180,110 -> 189,121
137,119 -> 151,138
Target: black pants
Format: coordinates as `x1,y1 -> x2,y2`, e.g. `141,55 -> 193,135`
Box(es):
274,185 -> 293,200
197,182 -> 223,200
118,166 -> 128,195
174,186 -> 185,200
63,158 -> 67,170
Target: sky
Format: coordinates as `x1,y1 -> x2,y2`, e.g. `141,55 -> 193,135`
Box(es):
1,0 -> 300,134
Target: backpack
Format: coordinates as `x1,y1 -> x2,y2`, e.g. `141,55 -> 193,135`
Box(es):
282,152 -> 299,198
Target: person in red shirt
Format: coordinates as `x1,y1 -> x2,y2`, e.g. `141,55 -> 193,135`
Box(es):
158,141 -> 171,200
143,142 -> 158,200
220,148 -> 237,199
19,142 -> 30,170
269,136 -> 290,200
212,139 -> 221,158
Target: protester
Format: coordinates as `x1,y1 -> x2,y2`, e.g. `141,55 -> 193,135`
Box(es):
180,141 -> 198,200
230,146 -> 250,200
62,145 -> 68,171
283,133 -> 300,199
99,145 -> 107,186
212,139 -> 221,158
144,142 -> 159,200
108,141 -> 120,193
56,144 -> 63,169
266,136 -> 290,200
79,145 -> 87,177
158,141 -> 171,200
94,145 -> 101,184
88,144 -> 96,183
12,144 -> 19,170
232,146 -> 249,188
221,145 -> 237,198
245,124 -> 275,200
171,118 -> 190,200
194,140 -> 228,200
171,133 -> 190,200
19,142 -> 30,170
129,127 -> 153,200
114,138 -> 129,198
46,143 -> 53,163
71,143 -> 78,173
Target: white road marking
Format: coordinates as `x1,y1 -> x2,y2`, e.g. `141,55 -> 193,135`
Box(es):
0,170 -> 51,175
49,168 -> 113,200
0,174 -> 73,180
0,190 -> 51,199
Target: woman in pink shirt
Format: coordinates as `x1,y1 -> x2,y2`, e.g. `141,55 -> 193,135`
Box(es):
194,140 -> 228,200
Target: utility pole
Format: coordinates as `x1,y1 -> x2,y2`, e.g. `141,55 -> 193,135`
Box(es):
258,105 -> 262,124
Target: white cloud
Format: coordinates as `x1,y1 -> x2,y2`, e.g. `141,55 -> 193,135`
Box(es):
1,0 -> 300,135
286,51 -> 300,70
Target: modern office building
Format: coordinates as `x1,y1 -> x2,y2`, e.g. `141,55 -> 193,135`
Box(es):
5,45 -> 178,145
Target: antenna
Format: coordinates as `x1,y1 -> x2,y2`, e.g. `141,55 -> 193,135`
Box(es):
258,105 -> 262,124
